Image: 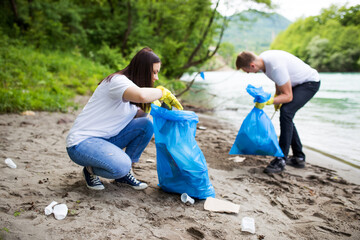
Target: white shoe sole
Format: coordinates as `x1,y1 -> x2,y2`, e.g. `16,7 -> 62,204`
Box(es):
86,185 -> 105,190
131,182 -> 148,190
83,171 -> 105,190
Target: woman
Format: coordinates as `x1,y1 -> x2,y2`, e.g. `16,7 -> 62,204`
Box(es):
66,47 -> 183,190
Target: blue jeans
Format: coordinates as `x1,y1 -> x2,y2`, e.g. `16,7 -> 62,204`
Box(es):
279,81 -> 321,159
67,117 -> 153,179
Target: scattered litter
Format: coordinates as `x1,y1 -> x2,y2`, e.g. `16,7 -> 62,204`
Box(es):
198,126 -> 207,130
44,201 -> 68,220
5,158 -> 17,169
228,156 -> 246,163
44,201 -> 58,215
204,197 -> 240,213
241,217 -> 255,234
181,193 -> 195,205
146,159 -> 155,163
53,204 -> 68,220
21,111 -> 35,116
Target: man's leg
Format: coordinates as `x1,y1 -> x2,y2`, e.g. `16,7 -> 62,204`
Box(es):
265,81 -> 320,173
280,81 -> 320,164
291,124 -> 304,158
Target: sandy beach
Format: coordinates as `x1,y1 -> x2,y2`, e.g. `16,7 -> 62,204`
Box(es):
1,97 -> 360,240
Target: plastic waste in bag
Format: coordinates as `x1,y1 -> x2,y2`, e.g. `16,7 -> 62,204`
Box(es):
150,104 -> 215,199
229,84 -> 284,157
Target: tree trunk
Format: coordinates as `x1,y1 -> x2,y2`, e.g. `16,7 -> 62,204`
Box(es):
107,0 -> 114,15
28,0 -> 33,18
122,0 -> 132,53
181,0 -> 225,70
9,0 -> 18,19
183,15 -> 227,69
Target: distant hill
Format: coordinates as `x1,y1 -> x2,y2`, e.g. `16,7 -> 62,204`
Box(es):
222,10 -> 291,54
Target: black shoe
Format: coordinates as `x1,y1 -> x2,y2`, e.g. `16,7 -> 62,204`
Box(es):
83,167 -> 105,190
264,157 -> 286,174
286,156 -> 306,168
115,171 -> 148,190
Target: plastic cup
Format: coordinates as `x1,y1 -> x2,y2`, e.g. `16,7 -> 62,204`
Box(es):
5,158 -> 17,169
181,193 -> 195,205
44,201 -> 58,215
53,204 -> 68,220
241,217 -> 255,234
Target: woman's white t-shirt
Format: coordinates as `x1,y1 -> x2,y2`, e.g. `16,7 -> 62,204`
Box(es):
260,50 -> 320,87
66,75 -> 138,147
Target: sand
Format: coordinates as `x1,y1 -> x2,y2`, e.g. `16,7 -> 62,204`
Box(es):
1,97 -> 360,240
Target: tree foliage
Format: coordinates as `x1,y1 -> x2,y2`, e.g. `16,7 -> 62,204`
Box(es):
1,0 -> 226,79
271,4 -> 360,72
0,0 -> 273,112
1,0 -> 273,78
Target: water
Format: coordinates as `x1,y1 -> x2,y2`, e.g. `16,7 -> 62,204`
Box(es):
180,71 -> 360,168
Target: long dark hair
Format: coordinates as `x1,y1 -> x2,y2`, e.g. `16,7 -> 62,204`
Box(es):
99,47 -> 161,111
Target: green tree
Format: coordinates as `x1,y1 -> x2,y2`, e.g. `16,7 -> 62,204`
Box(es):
0,0 -> 274,112
306,35 -> 330,72
1,0 -> 272,79
271,4 -> 360,72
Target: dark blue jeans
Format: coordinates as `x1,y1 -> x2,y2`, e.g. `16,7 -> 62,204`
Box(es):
67,117 -> 154,179
279,81 -> 321,159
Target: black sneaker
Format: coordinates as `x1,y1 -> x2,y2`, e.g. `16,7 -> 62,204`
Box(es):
83,167 -> 105,190
286,156 -> 306,168
264,157 -> 286,174
115,171 -> 148,190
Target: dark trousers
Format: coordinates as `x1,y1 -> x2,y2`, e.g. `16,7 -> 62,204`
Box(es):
279,81 -> 321,159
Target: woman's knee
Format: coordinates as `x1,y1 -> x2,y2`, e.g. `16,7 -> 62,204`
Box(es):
112,160 -> 132,179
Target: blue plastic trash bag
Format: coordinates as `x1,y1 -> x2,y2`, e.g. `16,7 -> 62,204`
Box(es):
150,104 -> 215,199
229,84 -> 284,157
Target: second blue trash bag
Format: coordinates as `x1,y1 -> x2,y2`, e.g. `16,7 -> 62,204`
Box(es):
150,104 -> 215,199
229,84 -> 284,157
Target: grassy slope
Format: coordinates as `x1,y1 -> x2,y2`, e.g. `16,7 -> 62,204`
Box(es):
0,41 -> 113,113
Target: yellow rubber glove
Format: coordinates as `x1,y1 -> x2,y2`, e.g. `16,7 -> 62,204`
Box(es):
273,94 -> 282,111
254,97 -> 274,109
274,103 -> 282,111
144,100 -> 161,114
153,100 -> 161,107
156,86 -> 183,110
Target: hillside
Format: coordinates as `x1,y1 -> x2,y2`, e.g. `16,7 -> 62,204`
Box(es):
222,10 -> 291,53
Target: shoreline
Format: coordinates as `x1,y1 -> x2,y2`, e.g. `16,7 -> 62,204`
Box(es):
303,147 -> 360,185
304,145 -> 360,170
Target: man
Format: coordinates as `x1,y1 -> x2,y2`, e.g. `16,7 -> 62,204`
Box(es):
236,50 -> 321,173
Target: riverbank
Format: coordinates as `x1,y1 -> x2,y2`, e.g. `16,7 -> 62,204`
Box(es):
0,99 -> 359,239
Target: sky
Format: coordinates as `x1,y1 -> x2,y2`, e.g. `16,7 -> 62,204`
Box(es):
216,0 -> 359,21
